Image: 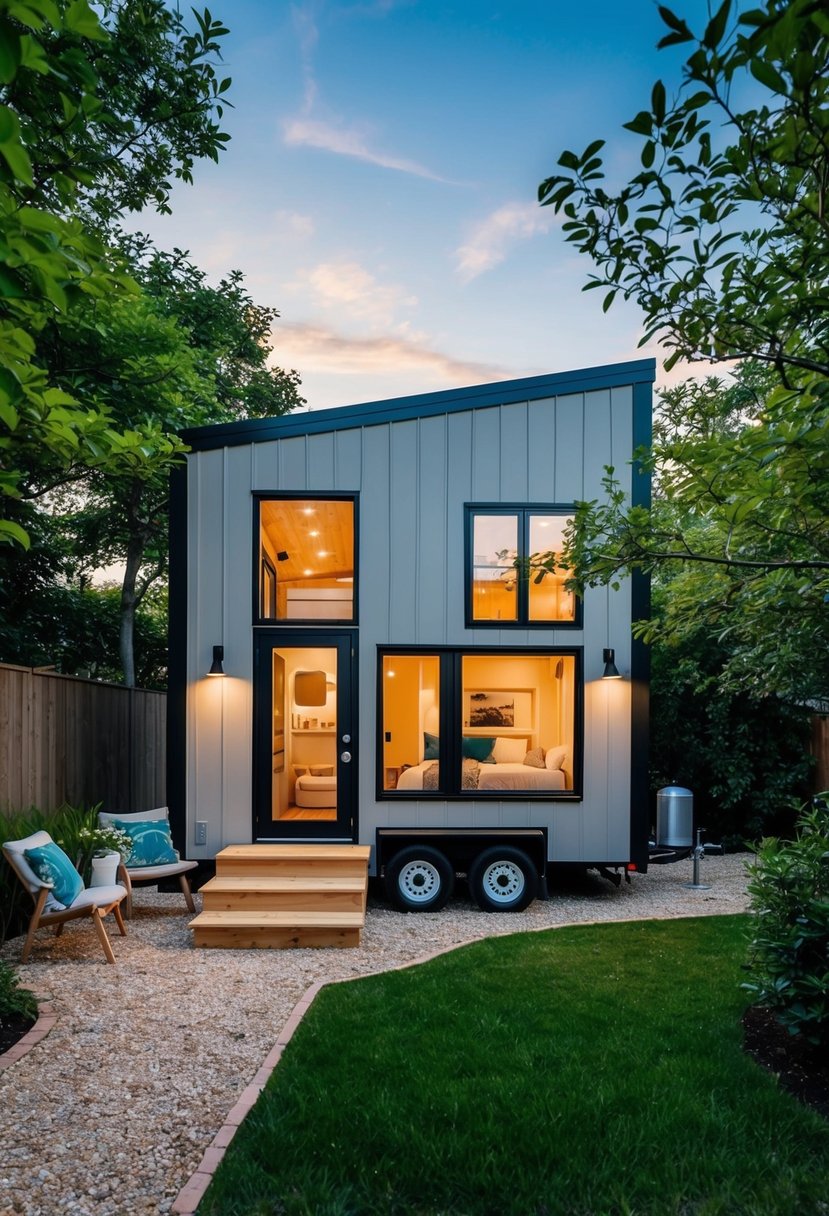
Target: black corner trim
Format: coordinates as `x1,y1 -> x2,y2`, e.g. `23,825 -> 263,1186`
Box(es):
167,462 -> 188,853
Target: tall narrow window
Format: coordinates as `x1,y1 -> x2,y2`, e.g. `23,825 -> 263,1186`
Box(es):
466,506 -> 578,626
381,654 -> 441,791
257,497 -> 356,623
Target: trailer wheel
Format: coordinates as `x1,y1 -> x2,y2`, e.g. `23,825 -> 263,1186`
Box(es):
469,846 -> 537,912
385,846 -> 454,912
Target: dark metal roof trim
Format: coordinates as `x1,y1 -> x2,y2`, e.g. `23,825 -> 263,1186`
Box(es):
182,358 -> 657,451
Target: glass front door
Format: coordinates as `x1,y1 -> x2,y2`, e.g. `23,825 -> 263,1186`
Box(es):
254,631 -> 356,840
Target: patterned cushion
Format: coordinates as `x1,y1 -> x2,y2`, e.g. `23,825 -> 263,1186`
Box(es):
24,842 -> 84,907
523,747 -> 546,768
111,818 -> 178,868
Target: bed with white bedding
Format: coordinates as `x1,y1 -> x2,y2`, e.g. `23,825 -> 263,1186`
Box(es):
396,759 -> 566,793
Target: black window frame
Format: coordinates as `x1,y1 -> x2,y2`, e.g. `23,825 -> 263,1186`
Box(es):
253,491 -> 359,627
464,503 -> 582,629
376,644 -> 583,801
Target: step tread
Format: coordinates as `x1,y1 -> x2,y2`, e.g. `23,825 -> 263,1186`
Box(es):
202,875 -> 366,893
190,910 -> 364,928
217,844 -> 370,861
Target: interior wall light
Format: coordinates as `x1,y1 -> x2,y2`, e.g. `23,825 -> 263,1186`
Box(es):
207,645 -> 225,677
601,647 -> 621,679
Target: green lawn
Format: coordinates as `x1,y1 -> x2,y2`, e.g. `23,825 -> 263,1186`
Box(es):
199,916 -> 829,1216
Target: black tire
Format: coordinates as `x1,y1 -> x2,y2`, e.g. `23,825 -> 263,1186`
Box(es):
469,846 -> 538,912
385,845 -> 455,912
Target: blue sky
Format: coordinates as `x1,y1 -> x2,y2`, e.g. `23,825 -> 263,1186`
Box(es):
133,0 -> 715,409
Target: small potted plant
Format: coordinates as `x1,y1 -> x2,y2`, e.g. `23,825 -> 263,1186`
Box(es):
77,824 -> 133,887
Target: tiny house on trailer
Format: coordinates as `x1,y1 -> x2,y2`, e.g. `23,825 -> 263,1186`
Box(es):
168,359 -> 653,913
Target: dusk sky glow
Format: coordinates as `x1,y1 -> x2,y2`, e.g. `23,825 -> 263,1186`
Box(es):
132,0 -> 715,409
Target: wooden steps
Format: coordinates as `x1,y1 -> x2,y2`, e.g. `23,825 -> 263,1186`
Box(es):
189,844 -> 370,949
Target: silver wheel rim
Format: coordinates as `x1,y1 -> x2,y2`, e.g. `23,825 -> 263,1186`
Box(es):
481,860 -> 525,905
399,860 -> 442,904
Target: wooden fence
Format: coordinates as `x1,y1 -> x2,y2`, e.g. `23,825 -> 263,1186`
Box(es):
0,662 -> 166,816
812,714 -> 829,795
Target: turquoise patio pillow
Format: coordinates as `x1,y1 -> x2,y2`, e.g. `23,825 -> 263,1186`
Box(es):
24,841 -> 84,907
111,818 -> 178,868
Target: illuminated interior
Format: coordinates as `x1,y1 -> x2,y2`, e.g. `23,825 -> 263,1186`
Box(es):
259,498 -> 354,621
381,651 -> 576,793
269,646 -> 339,822
470,511 -> 575,623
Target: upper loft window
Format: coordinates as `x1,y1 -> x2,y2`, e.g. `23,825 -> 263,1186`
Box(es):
466,505 -> 580,627
257,496 -> 356,623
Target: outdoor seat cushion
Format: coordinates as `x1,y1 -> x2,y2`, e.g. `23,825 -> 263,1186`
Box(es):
64,883 -> 127,910
124,859 -> 198,881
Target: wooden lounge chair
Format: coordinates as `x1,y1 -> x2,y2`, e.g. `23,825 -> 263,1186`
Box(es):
98,808 -> 197,919
2,830 -> 127,964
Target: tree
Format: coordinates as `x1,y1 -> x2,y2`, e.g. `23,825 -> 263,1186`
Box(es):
538,0 -> 829,703
43,244 -> 304,685
1,1 -> 304,684
0,0 -> 231,547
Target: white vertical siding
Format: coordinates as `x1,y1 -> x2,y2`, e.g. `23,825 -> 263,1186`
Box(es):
186,383 -> 640,865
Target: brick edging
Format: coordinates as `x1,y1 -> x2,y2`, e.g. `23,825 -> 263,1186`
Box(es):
0,994 -> 57,1072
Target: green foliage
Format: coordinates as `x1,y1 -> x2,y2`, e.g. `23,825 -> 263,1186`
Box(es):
539,1 -> 829,383
0,527 -> 169,687
650,588 -> 813,842
201,916 -> 829,1216
0,802 -> 97,941
0,0 -> 233,548
744,795 -> 829,1049
0,957 -> 36,1021
538,4 -> 829,704
0,3 -> 304,684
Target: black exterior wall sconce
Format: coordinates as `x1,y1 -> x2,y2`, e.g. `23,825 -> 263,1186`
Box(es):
207,645 -> 225,677
601,647 -> 621,679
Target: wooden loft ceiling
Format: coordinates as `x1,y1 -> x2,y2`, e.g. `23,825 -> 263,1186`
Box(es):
260,499 -> 354,583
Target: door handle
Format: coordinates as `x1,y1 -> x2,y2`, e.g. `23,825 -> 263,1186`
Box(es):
340,751 -> 352,763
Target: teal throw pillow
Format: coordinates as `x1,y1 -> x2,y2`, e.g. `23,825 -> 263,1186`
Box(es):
423,732 -> 440,760
111,818 -> 178,868
24,842 -> 84,907
462,735 -> 495,763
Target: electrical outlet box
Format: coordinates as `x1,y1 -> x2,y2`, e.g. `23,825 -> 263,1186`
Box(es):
195,821 -> 207,846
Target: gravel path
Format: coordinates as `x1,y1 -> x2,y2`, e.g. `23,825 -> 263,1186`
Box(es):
0,854 -> 751,1216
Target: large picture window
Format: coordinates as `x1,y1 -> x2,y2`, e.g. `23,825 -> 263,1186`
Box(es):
256,495 -> 356,623
466,505 -> 579,626
379,647 -> 581,798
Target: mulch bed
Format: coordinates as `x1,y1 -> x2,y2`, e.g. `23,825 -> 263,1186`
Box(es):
743,1005 -> 829,1120
0,1011 -> 36,1057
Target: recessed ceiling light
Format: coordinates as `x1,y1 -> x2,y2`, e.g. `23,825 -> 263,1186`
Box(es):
309,530 -> 320,537
303,568 -> 313,576
317,550 -> 328,558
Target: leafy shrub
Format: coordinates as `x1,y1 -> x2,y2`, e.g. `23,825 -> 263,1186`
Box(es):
0,804 -> 98,943
649,593 -> 813,845
743,796 -> 829,1049
0,958 -> 37,1021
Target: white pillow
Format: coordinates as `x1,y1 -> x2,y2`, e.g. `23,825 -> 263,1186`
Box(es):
545,746 -> 567,771
492,736 -> 528,764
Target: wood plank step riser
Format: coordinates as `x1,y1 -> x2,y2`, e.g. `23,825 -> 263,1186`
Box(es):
202,891 -> 365,913
193,928 -> 361,949
202,876 -> 367,891
217,860 -> 368,879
